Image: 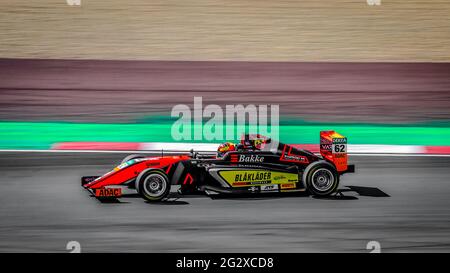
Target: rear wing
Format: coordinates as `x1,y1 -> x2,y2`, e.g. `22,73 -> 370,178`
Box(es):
320,131 -> 348,172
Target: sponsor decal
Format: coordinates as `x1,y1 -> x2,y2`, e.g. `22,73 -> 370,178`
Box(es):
248,186 -> 259,192
332,143 -> 347,153
273,175 -> 286,181
332,137 -> 347,144
249,181 -> 271,185
235,171 -> 271,182
219,170 -> 299,187
82,176 -> 97,183
237,164 -> 264,168
282,154 -> 307,162
261,184 -> 279,192
280,183 -> 296,189
238,155 -> 264,163
95,188 -> 122,197
320,138 -> 332,144
233,182 -> 250,186
320,144 -> 332,150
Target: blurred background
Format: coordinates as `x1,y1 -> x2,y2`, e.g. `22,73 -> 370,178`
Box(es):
0,0 -> 449,148
2,0 -> 450,61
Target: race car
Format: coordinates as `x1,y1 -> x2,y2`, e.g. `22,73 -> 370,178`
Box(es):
82,131 -> 355,202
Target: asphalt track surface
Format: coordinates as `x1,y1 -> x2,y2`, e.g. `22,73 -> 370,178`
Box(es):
0,152 -> 449,253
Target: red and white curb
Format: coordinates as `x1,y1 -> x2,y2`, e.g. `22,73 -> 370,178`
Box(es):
50,142 -> 450,155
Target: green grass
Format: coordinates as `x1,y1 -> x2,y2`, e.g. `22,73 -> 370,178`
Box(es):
0,121 -> 449,149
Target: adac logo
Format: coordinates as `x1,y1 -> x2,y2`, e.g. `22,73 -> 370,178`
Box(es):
238,155 -> 264,163
95,188 -> 122,197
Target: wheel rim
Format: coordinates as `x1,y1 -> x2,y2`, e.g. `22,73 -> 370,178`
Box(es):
143,173 -> 167,197
311,168 -> 334,192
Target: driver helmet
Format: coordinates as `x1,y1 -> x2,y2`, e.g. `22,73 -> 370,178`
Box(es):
217,142 -> 236,158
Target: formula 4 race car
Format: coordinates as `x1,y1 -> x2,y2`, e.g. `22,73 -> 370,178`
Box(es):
82,131 -> 355,202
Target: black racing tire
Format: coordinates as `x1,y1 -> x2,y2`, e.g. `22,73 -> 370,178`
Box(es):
135,169 -> 171,202
303,161 -> 339,196
121,154 -> 145,164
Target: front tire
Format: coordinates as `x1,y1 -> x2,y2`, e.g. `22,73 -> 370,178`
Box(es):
303,161 -> 339,196
136,169 -> 171,202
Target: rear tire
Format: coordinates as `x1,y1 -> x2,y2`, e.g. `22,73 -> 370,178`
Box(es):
303,161 -> 339,196
121,154 -> 145,164
136,169 -> 171,202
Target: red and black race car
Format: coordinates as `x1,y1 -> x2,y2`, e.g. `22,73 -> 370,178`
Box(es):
82,131 -> 355,202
